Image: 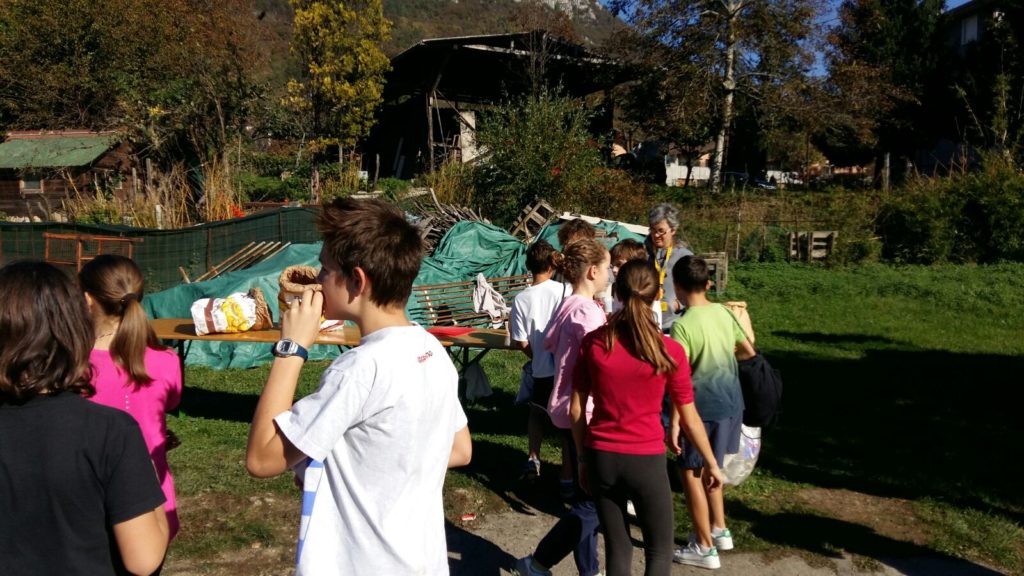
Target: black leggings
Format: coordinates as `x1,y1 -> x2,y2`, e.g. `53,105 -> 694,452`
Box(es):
586,450 -> 674,576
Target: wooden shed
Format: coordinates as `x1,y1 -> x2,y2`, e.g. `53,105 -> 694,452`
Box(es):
0,130 -> 138,219
366,31 -> 629,179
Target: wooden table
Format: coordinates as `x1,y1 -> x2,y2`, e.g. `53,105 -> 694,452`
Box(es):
150,318 -> 514,379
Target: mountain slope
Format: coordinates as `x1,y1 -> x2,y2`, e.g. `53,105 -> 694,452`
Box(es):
257,0 -> 621,58
383,0 -> 621,54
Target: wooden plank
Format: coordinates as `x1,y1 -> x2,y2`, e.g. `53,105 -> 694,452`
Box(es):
229,241 -> 283,272
193,241 -> 255,282
194,242 -> 263,282
150,318 -> 515,350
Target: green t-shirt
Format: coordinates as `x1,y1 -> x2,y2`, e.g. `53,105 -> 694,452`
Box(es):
670,303 -> 747,421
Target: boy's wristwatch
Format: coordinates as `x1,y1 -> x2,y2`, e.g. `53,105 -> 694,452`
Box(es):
272,338 -> 308,361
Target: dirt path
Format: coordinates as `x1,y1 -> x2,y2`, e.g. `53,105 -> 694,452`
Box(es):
446,503 -> 1007,576
163,491 -> 1009,576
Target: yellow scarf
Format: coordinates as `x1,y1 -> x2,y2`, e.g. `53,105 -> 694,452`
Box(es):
652,244 -> 672,312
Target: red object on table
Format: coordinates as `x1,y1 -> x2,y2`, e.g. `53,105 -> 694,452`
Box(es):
427,326 -> 475,337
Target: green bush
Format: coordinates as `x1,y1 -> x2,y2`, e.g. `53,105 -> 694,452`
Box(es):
878,155 -> 1024,263
738,225 -> 792,263
668,188 -> 881,263
233,171 -> 310,202
878,187 -> 960,263
473,90 -> 608,226
423,160 -> 477,207
244,152 -> 300,178
376,177 -> 412,200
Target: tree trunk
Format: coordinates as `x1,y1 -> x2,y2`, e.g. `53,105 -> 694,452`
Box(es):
711,1 -> 740,194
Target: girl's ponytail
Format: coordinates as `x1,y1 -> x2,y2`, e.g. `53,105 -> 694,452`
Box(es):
605,260 -> 676,374
109,294 -> 162,386
550,250 -> 566,275
79,255 -> 166,388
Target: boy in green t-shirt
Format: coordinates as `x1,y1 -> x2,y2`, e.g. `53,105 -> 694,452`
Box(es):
669,255 -> 755,570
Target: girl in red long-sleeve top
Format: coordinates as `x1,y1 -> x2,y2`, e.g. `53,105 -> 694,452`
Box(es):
570,260 -> 724,576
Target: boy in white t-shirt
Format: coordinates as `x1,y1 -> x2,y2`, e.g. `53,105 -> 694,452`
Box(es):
511,240 -> 564,480
246,198 -> 472,576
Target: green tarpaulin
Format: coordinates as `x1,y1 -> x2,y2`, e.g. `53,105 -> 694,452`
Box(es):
535,218 -> 647,250
145,220 -> 533,369
145,218 -> 647,369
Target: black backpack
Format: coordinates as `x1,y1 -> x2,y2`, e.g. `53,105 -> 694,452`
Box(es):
737,352 -> 783,428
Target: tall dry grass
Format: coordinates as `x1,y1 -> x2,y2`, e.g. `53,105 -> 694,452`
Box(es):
62,159 -> 246,228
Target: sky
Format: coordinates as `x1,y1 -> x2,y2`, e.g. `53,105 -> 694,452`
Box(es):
596,0 -> 977,75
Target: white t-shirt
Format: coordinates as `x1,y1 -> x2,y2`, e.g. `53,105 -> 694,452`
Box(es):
275,325 -> 467,576
510,279 -> 565,378
610,297 -> 663,327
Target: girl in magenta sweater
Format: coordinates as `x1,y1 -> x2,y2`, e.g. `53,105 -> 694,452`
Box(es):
570,260 -> 724,576
517,238 -> 609,576
80,255 -> 182,541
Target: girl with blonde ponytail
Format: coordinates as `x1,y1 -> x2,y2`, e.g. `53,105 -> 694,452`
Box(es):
80,255 -> 182,542
569,260 -> 724,576
518,238 -> 609,576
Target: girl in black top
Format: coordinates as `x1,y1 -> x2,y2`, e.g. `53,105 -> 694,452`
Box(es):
0,261 -> 169,576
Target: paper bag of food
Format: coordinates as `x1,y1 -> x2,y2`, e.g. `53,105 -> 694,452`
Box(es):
191,287 -> 272,335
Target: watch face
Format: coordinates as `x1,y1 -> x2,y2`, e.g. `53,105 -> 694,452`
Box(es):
276,339 -> 297,355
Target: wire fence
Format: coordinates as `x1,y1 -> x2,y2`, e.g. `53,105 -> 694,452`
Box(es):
0,207 -> 320,291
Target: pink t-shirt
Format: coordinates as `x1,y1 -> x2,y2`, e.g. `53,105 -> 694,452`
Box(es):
543,295 -> 607,429
89,347 -> 182,539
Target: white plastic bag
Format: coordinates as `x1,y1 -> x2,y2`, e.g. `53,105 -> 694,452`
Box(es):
515,361 -> 534,406
190,290 -> 268,335
463,361 -> 493,402
722,425 -> 761,486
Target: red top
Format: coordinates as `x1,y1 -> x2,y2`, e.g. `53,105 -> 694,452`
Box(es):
573,327 -> 694,455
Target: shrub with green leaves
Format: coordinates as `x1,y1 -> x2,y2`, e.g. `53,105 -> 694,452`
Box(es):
472,90 -> 608,226
878,154 -> 1024,263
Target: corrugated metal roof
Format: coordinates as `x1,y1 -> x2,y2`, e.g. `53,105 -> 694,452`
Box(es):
0,134 -> 115,169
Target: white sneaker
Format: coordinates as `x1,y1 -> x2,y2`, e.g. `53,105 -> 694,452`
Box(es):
520,457 -> 541,481
688,529 -> 734,551
515,555 -> 552,576
626,500 -> 637,517
712,527 -> 734,551
673,541 -> 721,569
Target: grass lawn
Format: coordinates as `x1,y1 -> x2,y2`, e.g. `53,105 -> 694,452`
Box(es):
164,263 -> 1024,574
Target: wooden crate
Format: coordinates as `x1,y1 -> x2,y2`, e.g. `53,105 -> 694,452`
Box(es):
788,231 -> 837,261
699,251 -> 728,294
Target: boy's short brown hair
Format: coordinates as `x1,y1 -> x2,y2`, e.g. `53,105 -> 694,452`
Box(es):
317,198 -> 424,309
525,240 -> 555,275
610,238 -> 647,265
557,218 -> 596,247
671,255 -> 709,293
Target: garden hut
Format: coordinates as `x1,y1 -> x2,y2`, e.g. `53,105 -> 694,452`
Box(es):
0,130 -> 138,219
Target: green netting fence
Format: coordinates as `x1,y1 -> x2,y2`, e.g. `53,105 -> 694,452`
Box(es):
0,208 -> 319,292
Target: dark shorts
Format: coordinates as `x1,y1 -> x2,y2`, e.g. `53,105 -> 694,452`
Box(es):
679,414 -> 742,470
529,375 -> 555,409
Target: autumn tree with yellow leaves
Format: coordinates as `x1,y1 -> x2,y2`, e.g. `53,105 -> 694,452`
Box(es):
284,0 -> 392,158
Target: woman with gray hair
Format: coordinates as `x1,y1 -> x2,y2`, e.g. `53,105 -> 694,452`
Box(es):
645,203 -> 692,332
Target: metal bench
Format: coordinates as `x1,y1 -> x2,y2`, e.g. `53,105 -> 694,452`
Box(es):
408,273 -> 533,328
408,273 -> 532,395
